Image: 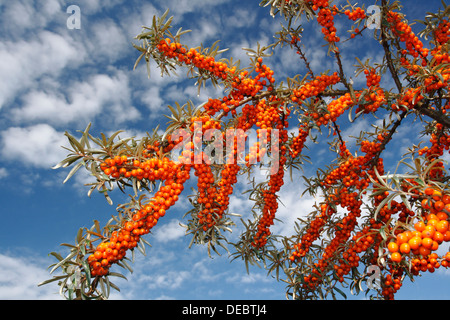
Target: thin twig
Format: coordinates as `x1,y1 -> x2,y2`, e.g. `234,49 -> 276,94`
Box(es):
380,1 -> 403,93
367,110 -> 408,169
334,51 -> 350,90
293,41 -> 315,79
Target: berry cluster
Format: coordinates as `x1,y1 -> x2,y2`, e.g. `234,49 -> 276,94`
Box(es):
89,159 -> 189,276
389,188 -> 450,260
48,3 -> 450,301
314,2 -> 341,43
291,72 -> 340,103
387,11 -> 429,62
434,19 -> 450,45
344,7 -> 366,21
289,125 -> 309,159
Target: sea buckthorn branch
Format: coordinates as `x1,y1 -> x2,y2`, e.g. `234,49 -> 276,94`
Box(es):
41,2 -> 450,300
294,44 -> 315,79
283,35 -> 348,146
216,90 -> 275,121
289,136 -> 385,253
134,15 -> 241,96
365,158 -> 450,299
415,99 -> 450,128
43,125 -> 194,297
280,97 -> 436,300
273,23 -> 315,79
41,121 -> 205,298
380,10 -> 403,93
333,47 -> 351,91
378,4 -> 450,128
239,0 -> 450,298
366,110 -> 408,170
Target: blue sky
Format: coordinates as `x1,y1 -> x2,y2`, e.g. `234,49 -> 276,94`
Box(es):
0,0 -> 449,300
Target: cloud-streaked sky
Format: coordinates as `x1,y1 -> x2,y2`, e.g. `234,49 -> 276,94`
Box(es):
0,0 -> 449,300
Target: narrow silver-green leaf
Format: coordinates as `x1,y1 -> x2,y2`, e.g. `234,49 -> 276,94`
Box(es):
65,132 -> 85,154
37,275 -> 68,287
108,272 -> 128,281
50,251 -> 77,274
63,161 -> 85,184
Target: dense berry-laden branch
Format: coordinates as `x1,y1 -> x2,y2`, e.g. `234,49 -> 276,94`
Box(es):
40,1 -> 450,300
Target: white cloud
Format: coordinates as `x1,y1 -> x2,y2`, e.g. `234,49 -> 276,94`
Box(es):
140,86 -> 165,115
153,219 -> 186,243
118,2 -> 160,40
195,18 -> 220,41
85,18 -> 129,63
0,124 -> 68,168
1,1 -> 37,32
237,272 -> 274,284
0,168 -> 8,179
70,0 -> 126,15
0,0 -> 63,38
147,270 -> 190,290
12,70 -> 140,126
224,9 -> 257,30
275,187 -> 318,238
182,16 -> 222,48
0,253 -> 59,300
0,30 -> 85,110
165,0 -> 232,18
228,39 -> 253,67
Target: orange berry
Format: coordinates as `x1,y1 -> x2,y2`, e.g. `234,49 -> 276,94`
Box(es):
388,242 -> 399,253
427,218 -> 439,228
414,221 -> 426,232
419,246 -> 431,256
431,240 -> 439,251
403,230 -> 413,240
436,220 -> 449,233
391,252 -> 402,263
433,231 -> 444,244
408,236 -> 422,250
442,194 -> 450,204
412,230 -> 422,238
96,243 -> 107,252
422,226 -> 436,239
124,221 -> 134,232
432,190 -> 442,201
434,200 -> 445,212
396,233 -> 408,245
421,237 -> 433,249
421,198 -> 432,209
444,230 -> 450,242
437,211 -> 449,220
400,243 -> 411,254
94,251 -> 103,260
